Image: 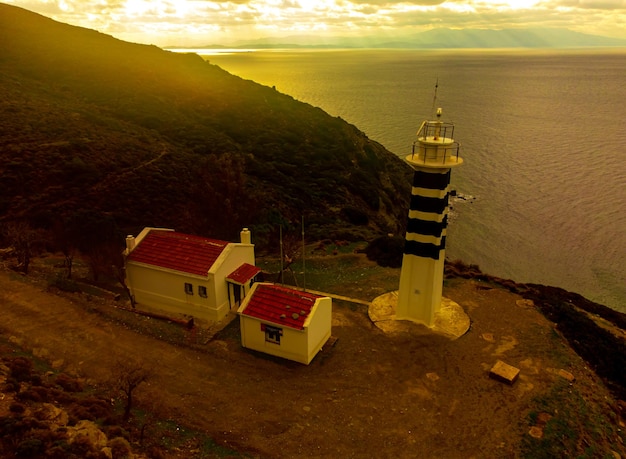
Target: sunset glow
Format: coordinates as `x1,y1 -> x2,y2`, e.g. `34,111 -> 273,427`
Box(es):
4,0 -> 626,46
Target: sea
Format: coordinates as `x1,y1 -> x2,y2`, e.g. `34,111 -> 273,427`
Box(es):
176,48 -> 626,313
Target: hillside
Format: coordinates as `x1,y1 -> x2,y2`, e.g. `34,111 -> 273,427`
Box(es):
0,4 -> 412,249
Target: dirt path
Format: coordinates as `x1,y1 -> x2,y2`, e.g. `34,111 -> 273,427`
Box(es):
0,268 -> 621,458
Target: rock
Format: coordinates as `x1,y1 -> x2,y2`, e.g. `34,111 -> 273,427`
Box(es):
489,360 -> 520,385
516,299 -> 535,308
32,347 -> 49,358
557,369 -> 575,382
528,426 -> 543,438
536,412 -> 553,425
481,333 -> 495,343
67,420 -> 108,450
37,403 -> 69,427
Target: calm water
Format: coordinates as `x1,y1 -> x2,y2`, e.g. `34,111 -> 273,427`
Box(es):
196,48 -> 626,312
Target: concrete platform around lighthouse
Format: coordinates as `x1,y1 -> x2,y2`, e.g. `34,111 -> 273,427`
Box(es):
368,291 -> 470,340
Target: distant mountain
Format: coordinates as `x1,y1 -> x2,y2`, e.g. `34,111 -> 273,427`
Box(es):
403,28 -> 626,48
202,28 -> 626,49
0,4 -> 412,249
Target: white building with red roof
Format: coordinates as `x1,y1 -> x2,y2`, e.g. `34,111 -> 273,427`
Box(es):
124,227 -> 261,322
238,283 -> 332,364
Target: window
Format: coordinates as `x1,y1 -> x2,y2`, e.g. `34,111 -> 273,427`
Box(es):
184,283 -> 193,295
262,324 -> 282,345
198,286 -> 207,298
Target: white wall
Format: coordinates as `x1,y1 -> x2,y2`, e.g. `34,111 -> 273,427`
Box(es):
239,315 -> 310,363
305,297 -> 333,363
397,255 -> 444,326
126,263 -> 218,321
211,244 -> 255,312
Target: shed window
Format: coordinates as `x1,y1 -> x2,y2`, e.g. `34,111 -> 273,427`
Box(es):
198,286 -> 207,298
264,325 -> 283,345
184,283 -> 193,295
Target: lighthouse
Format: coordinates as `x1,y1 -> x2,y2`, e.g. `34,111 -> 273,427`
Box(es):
396,107 -> 463,326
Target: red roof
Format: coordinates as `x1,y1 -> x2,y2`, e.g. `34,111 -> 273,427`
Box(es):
227,263 -> 261,284
127,230 -> 229,276
241,284 -> 322,330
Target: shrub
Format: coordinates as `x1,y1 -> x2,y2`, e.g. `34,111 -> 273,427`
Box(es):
55,373 -> 83,393
108,436 -> 132,458
49,274 -> 82,293
105,425 -> 129,440
0,416 -> 18,437
11,417 -> 47,432
340,206 -> 369,226
4,377 -> 20,393
9,403 -> 26,414
17,386 -> 51,403
48,387 -> 77,404
145,446 -> 167,459
15,438 -> 44,457
68,396 -> 113,423
46,444 -> 71,459
8,357 -> 33,382
364,235 -> 405,268
65,432 -> 111,457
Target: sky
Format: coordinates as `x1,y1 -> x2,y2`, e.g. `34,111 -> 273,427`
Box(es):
5,0 -> 626,47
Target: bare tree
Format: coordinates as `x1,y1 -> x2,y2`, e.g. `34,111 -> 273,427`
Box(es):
2,221 -> 39,274
50,218 -> 76,279
62,209 -> 120,282
275,227 -> 303,286
114,359 -> 152,421
109,243 -> 136,308
84,244 -> 112,282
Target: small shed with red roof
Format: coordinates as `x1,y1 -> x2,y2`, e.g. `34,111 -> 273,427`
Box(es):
124,227 -> 259,322
238,283 -> 332,364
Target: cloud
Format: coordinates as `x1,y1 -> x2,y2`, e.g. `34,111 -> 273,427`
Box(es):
555,0 -> 626,8
5,0 -> 626,44
345,0 -> 447,4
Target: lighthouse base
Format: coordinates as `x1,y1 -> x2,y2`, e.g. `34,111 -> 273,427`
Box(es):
369,291 -> 470,340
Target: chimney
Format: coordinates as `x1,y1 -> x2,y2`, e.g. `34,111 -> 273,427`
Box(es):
125,235 -> 136,253
240,228 -> 251,245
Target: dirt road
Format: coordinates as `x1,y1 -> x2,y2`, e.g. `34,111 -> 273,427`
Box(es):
0,267 -> 621,458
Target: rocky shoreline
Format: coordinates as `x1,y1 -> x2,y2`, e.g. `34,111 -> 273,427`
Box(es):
445,259 -> 626,402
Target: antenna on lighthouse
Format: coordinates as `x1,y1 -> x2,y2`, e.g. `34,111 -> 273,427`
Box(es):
431,78 -> 439,116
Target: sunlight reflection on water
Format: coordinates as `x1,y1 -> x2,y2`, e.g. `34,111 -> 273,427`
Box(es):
202,49 -> 626,311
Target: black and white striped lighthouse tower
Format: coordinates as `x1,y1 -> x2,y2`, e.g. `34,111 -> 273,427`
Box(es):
396,107 -> 463,326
